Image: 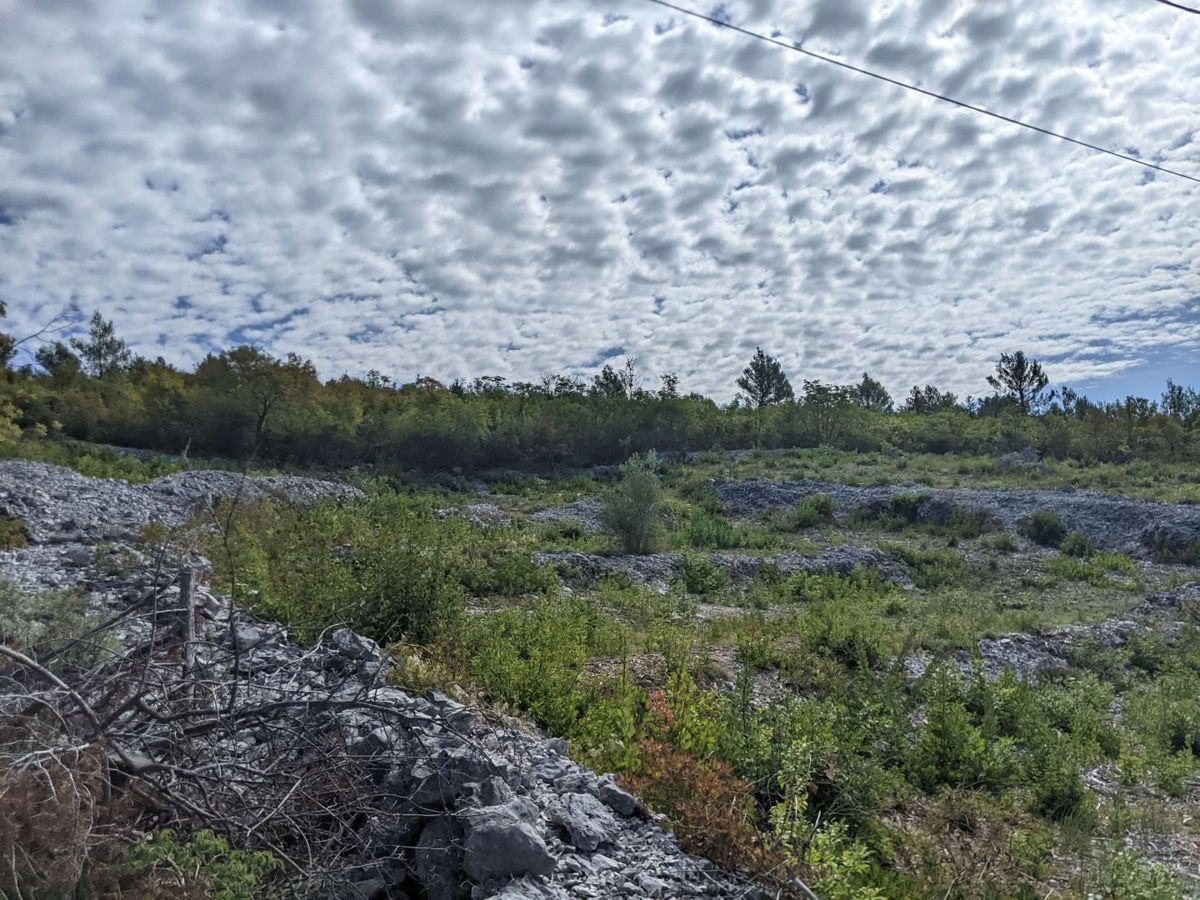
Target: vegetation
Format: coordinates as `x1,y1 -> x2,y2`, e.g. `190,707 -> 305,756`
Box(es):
602,451 -> 664,554
3,313 -> 1199,897
2,312 -> 1197,474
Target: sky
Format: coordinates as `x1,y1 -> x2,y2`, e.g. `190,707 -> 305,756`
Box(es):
0,0 -> 1197,403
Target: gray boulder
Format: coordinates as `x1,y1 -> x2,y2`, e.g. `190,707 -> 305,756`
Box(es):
463,799 -> 557,883
549,792 -> 618,853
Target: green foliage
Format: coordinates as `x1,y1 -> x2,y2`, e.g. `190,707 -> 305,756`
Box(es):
681,511 -> 777,550
603,451 -> 664,554
462,551 -> 557,596
882,544 -> 970,589
1046,551 -> 1137,587
0,515 -> 27,548
910,667 -> 1017,792
678,554 -> 729,595
989,532 -> 1019,552
448,596 -> 628,735
786,493 -> 836,529
1060,530 -> 1095,557
1021,509 -> 1067,547
0,581 -> 110,664
125,830 -> 279,900
1085,847 -> 1183,899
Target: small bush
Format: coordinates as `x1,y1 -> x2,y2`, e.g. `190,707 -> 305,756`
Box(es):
0,582 -> 110,664
126,829 -> 279,900
1021,509 -> 1067,548
683,512 -> 735,548
889,492 -> 931,525
0,515 -> 27,549
883,544 -> 970,590
1060,531 -> 1095,558
989,532 -> 1019,553
679,554 -> 729,595
463,552 -> 557,596
788,493 -> 836,529
603,451 -> 664,555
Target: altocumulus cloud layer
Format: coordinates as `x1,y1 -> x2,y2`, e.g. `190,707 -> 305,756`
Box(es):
0,0 -> 1197,399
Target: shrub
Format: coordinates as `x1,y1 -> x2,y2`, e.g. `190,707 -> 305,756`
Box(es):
1021,509 -> 1067,548
463,551 -> 557,596
0,515 -> 27,548
1060,531 -> 1094,558
883,544 -> 970,590
679,554 -> 729,595
798,598 -> 892,669
682,512 -> 735,548
788,493 -> 836,529
603,451 -> 664,554
0,581 -> 110,665
889,491 -> 931,525
989,533 -> 1019,553
125,830 -> 279,900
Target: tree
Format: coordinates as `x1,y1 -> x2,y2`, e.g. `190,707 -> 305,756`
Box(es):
986,350 -> 1049,413
800,381 -> 858,445
194,347 -> 318,452
70,311 -> 131,378
854,372 -> 892,412
903,385 -> 958,414
1161,379 -> 1199,427
602,451 -> 663,554
0,301 -> 13,371
736,348 -> 793,446
591,359 -> 640,400
34,342 -> 82,384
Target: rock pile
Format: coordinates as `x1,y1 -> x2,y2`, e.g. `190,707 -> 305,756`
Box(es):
715,477 -> 1200,557
537,547 -> 910,592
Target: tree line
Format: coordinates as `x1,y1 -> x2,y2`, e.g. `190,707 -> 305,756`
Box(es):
1,309 -> 1197,471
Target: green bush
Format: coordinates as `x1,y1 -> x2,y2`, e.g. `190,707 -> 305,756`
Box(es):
679,554 -> 729,595
883,544 -> 970,589
682,512 -> 736,548
0,581 -> 110,664
1059,531 -> 1094,558
989,532 -> 1019,552
603,451 -> 664,554
0,516 -> 27,549
889,492 -> 930,525
788,493 -> 836,529
463,551 -> 557,596
1020,509 -> 1067,548
126,829 -> 279,900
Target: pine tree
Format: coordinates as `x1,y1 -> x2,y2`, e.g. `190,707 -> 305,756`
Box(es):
986,350 -> 1049,413
736,348 -> 793,445
71,311 -> 131,378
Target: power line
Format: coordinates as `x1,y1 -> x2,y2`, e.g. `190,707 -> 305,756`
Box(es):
1154,0 -> 1200,14
639,0 -> 1200,185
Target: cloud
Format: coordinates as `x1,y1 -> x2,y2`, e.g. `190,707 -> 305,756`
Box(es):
0,0 -> 1196,402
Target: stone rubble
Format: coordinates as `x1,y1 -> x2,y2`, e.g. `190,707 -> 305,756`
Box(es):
537,546 -> 911,592
715,476 -> 1200,557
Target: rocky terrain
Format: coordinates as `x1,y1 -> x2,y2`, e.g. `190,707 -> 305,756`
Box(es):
716,477 -> 1200,556
537,546 -> 910,592
0,462 -> 759,899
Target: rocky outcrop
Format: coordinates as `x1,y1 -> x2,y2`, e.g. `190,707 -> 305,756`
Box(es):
0,462 -> 756,899
715,477 -> 1200,558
